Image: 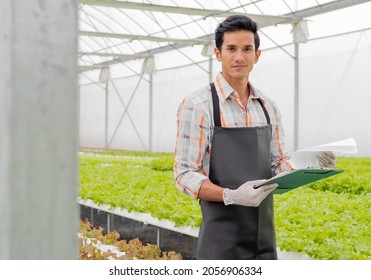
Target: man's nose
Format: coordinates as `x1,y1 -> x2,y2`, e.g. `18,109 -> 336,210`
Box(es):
235,50 -> 244,61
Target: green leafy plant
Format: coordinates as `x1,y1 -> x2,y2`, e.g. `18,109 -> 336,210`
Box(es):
79,153 -> 202,228
150,155 -> 174,171
307,157 -> 371,194
79,151 -> 371,259
79,219 -> 183,260
274,188 -> 371,259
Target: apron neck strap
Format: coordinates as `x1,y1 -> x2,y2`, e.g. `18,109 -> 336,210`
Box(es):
257,98 -> 271,125
210,82 -> 271,127
210,83 -> 222,127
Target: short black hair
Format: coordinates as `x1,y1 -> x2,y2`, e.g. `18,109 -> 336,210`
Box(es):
215,15 -> 260,52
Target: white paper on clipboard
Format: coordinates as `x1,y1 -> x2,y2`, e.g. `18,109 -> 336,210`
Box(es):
290,138 -> 358,169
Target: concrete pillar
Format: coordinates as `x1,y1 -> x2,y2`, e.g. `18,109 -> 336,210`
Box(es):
0,0 -> 79,259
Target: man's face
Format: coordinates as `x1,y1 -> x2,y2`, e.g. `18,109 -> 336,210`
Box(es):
215,30 -> 261,82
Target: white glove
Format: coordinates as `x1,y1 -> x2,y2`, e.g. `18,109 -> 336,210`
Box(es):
223,179 -> 278,207
316,151 -> 336,168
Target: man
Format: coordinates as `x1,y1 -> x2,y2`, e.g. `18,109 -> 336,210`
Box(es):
174,15 -> 335,260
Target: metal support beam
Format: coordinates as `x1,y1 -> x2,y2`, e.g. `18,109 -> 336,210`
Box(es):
156,228 -> 163,248
286,0 -> 371,19
90,208 -> 95,225
107,76 -> 147,150
208,57 -> 213,84
105,79 -> 109,149
107,213 -> 114,232
193,237 -> 198,259
81,0 -> 297,23
294,43 -> 300,151
80,30 -> 209,45
80,0 -> 369,71
149,74 -> 153,152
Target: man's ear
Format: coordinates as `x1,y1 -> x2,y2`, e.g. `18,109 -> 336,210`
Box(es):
214,47 -> 222,62
254,49 -> 261,64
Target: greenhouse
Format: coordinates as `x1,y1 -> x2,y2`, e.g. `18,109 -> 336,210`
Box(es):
1,0 -> 370,267
78,0 -> 371,156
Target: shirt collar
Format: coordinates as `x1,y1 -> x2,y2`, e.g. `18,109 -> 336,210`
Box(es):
249,83 -> 265,104
214,72 -> 265,105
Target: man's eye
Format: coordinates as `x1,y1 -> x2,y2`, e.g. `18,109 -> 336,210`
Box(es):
227,47 -> 235,51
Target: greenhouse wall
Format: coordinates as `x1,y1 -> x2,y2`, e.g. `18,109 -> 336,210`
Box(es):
79,29 -> 371,157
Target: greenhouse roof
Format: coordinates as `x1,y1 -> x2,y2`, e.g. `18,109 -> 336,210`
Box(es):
78,0 -> 371,73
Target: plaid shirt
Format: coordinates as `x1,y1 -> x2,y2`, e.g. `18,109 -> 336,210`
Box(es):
174,73 -> 293,200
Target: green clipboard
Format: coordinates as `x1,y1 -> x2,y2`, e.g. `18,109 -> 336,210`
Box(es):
254,168 -> 344,194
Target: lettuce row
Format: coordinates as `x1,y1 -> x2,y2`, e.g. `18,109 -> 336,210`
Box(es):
79,152 -> 371,259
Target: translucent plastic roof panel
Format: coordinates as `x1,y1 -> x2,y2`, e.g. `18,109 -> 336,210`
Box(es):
78,0 -> 371,72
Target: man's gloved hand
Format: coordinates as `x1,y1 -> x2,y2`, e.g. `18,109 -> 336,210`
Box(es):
223,179 -> 278,207
316,151 -> 336,168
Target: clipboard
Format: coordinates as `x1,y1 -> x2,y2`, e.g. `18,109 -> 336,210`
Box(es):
253,168 -> 344,194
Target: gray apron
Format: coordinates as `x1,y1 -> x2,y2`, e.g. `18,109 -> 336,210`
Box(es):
197,83 -> 277,260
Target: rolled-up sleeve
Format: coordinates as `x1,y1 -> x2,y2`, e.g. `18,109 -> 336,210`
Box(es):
270,103 -> 293,174
174,97 -> 210,200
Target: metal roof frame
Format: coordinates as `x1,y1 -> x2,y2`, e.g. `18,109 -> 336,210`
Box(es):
79,0 -> 369,72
